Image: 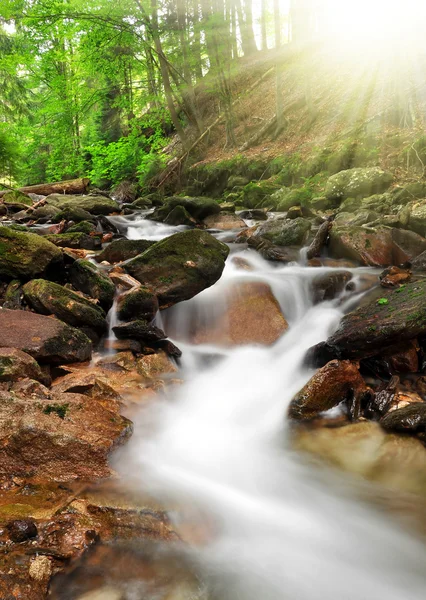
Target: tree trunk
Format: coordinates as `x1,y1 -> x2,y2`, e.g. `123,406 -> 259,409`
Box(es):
274,0 -> 284,134
243,0 -> 258,54
261,0 -> 268,51
235,0 -> 257,56
192,0 -> 204,82
230,0 -> 239,58
0,178 -> 90,198
150,0 -> 188,149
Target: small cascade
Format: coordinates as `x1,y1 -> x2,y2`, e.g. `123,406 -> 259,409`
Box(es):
116,245 -> 426,600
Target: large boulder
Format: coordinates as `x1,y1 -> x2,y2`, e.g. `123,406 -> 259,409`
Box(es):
46,194 -> 119,215
255,217 -> 311,247
23,279 -> 107,334
0,226 -> 62,279
3,190 -> 32,209
289,360 -> 369,420
308,279 -> 426,366
151,196 -> 221,222
325,168 -> 393,201
328,225 -> 393,266
0,388 -> 132,481
69,259 -> 115,310
203,213 -> 246,230
192,282 -> 288,346
124,230 -> 229,309
407,201 -> 426,237
95,239 -> 154,264
0,308 -> 91,363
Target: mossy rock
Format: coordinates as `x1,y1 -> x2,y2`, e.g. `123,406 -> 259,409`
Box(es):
325,168 -> 393,201
152,196 -> 221,222
3,279 -> 23,310
31,205 -> 61,222
227,175 -> 250,189
334,211 -> 380,227
392,183 -> 426,205
163,205 -> 197,226
241,180 -> 281,209
45,232 -> 101,250
52,206 -> 95,223
67,220 -> 97,234
0,348 -> 44,383
46,194 -> 119,216
117,287 -> 158,322
309,196 -> 334,211
95,239 -> 154,264
3,191 -> 32,208
256,217 -> 312,247
69,259 -> 115,310
0,226 -> 62,280
124,229 -> 229,309
128,197 -> 153,210
23,279 -> 107,333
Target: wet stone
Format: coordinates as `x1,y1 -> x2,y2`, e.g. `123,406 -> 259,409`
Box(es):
7,519 -> 38,543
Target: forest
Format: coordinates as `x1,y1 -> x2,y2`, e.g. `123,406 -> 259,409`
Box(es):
3,1 -> 426,599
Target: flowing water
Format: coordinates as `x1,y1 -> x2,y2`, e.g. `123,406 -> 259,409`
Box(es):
109,214 -> 426,600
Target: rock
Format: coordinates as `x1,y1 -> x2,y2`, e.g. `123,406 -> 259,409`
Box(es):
67,220 -> 97,234
203,213 -> 246,230
124,230 -> 229,309
407,201 -> 426,237
113,320 -> 166,343
311,271 -> 352,302
292,421 -> 426,496
0,347 -> 44,383
308,280 -> 426,366
381,403 -> 426,433
31,204 -> 61,221
109,270 -> 141,290
45,232 -> 102,250
309,196 -> 334,211
95,239 -> 154,263
411,249 -> 426,271
227,175 -> 249,188
379,266 -> 411,288
53,206 -> 95,223
238,209 -> 268,220
334,210 -> 380,227
69,259 -> 115,310
391,228 -> 426,263
23,279 -> 107,334
247,236 -> 299,262
0,309 -> 92,364
128,197 -> 152,210
51,371 -> 122,412
3,190 -> 32,208
289,360 -> 370,420
7,519 -> 38,543
3,279 -> 23,309
116,286 -> 158,322
152,196 -> 221,222
163,205 -> 197,226
0,226 -> 62,280
255,217 -> 311,247
328,225 -> 393,266
388,344 -> 419,373
29,556 -> 52,582
136,351 -> 177,379
46,194 -> 120,215
112,180 -> 137,203
0,389 -> 132,481
287,206 -> 303,219
325,167 -> 393,201
193,282 -> 288,346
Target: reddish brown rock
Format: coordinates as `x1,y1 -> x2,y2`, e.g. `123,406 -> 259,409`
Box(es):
0,309 -> 92,364
387,341 -> 419,373
329,226 -> 393,266
380,266 -> 412,288
193,282 -> 288,346
51,371 -> 122,412
0,389 -> 132,481
289,360 -> 370,420
0,347 -> 45,383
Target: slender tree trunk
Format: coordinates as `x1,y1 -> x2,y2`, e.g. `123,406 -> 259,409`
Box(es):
192,0 -> 204,81
145,46 -> 159,109
243,0 -> 257,54
261,0 -> 268,51
150,0 -> 188,148
230,0 -> 238,58
274,0 -> 284,134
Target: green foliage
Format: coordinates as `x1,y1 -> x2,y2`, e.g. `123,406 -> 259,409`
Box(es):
43,403 -> 69,419
377,298 -> 389,306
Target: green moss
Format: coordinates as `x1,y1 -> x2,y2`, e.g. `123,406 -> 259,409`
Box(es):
43,403 -> 69,419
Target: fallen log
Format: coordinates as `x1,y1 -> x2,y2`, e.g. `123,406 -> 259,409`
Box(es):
0,177 -> 90,198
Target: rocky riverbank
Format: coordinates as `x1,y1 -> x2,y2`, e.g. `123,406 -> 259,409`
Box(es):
2,164 -> 426,596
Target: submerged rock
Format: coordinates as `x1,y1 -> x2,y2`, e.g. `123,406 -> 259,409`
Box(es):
289,360 -> 370,420
0,226 -> 62,279
0,308 -> 91,363
69,259 -> 115,310
23,279 -> 107,334
309,280 -> 426,365
124,229 -> 229,309
193,282 -> 288,346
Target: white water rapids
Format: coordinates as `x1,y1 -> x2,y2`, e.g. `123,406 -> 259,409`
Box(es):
113,216 -> 426,600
